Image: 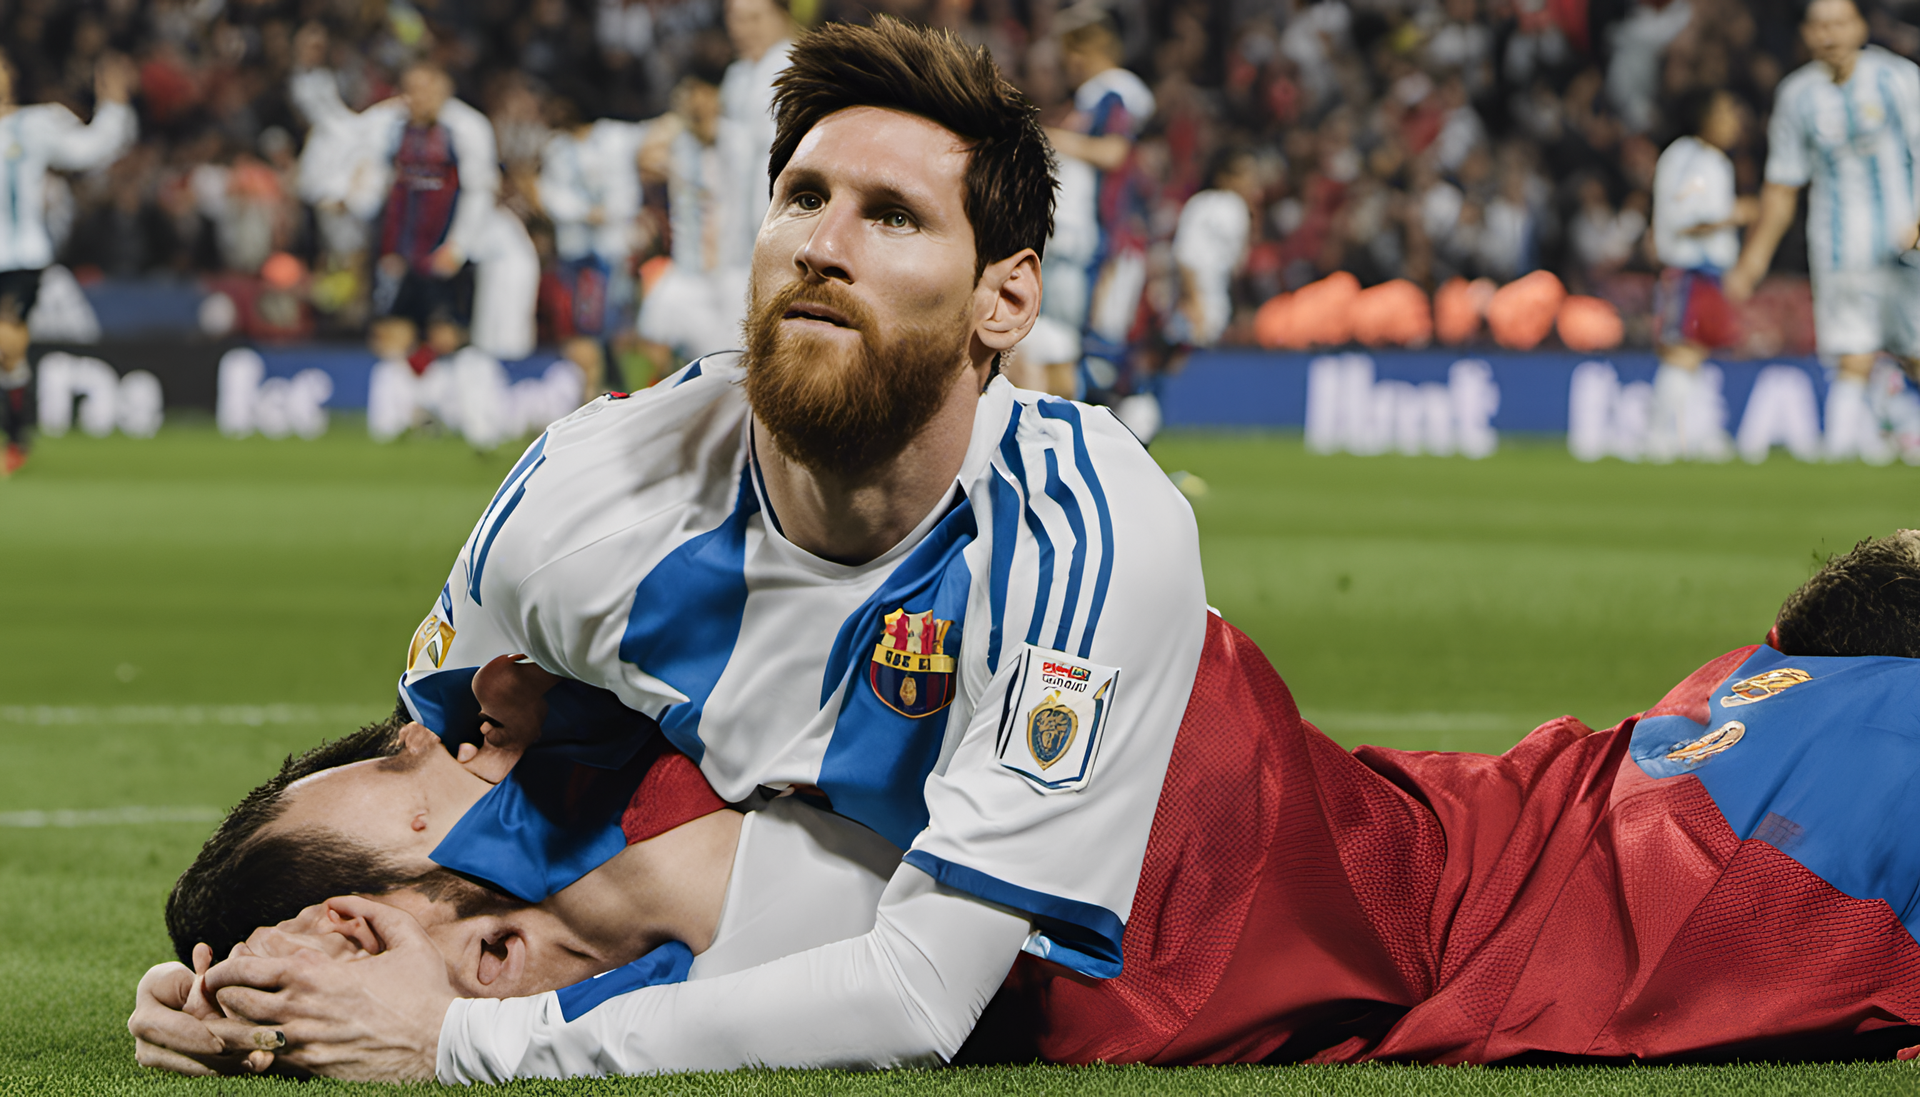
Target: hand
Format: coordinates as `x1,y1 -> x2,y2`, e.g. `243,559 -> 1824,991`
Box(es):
1722,260 -> 1762,303
1902,220 -> 1920,253
1732,195 -> 1761,227
128,946 -> 283,1076
204,896 -> 453,1082
429,244 -> 465,278
94,53 -> 136,105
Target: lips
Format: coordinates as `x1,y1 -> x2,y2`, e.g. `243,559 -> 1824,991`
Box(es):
783,301 -> 855,328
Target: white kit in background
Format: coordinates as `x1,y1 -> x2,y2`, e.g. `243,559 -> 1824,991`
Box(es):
1169,188 -> 1251,348
636,117 -> 752,362
1765,45 -> 1920,462
0,99 -> 135,273
367,349 -> 585,449
1648,132 -> 1739,461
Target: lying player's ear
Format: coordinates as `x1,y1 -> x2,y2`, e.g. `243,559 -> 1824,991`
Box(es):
973,248 -> 1041,355
475,923 -> 527,992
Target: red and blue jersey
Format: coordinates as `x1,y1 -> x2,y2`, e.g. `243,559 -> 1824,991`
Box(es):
382,122 -> 462,273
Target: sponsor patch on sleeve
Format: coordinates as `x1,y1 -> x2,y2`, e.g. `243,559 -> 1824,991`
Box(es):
406,613 -> 455,677
995,644 -> 1119,793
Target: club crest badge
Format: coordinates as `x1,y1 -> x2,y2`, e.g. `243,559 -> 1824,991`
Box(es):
1719,668 -> 1812,707
998,645 -> 1120,793
1026,692 -> 1079,769
407,614 -> 455,675
869,608 -> 957,718
1665,719 -> 1745,764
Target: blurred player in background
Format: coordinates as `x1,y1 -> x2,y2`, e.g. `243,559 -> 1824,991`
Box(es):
0,51 -> 136,475
1045,10 -> 1155,413
721,0 -> 796,252
1648,88 -> 1756,462
635,67 -> 752,363
1170,147 -> 1258,350
1725,0 -> 1920,464
538,100 -> 647,347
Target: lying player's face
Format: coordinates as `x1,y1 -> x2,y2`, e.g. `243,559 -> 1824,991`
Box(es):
1803,0 -> 1868,70
746,107 -> 980,478
266,722 -> 493,877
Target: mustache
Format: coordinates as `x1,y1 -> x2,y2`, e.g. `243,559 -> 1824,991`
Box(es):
759,280 -> 876,335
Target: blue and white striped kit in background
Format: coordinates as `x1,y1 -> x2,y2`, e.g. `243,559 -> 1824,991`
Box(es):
0,102 -> 135,274
402,351 -> 1208,980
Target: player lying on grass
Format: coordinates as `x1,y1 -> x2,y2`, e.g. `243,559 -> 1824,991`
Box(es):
134,533 -> 1920,1077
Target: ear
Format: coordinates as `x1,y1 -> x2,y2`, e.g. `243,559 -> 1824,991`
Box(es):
475,925 -> 527,992
972,248 -> 1043,357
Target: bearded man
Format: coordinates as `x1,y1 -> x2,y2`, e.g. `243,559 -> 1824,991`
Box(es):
140,18 -> 1209,1081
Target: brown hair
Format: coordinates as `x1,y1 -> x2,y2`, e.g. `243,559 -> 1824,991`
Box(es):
767,16 -> 1056,276
1774,534 -> 1920,659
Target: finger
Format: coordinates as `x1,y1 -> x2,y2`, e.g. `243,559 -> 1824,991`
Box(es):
246,1050 -> 275,1073
211,986 -> 287,1026
132,1037 -> 220,1076
192,943 -> 213,976
128,998 -> 225,1055
325,894 -> 437,952
456,742 -> 478,763
203,953 -> 302,996
203,1017 -> 287,1053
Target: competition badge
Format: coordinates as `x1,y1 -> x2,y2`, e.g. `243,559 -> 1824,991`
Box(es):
407,613 -> 455,675
869,608 -> 957,718
1719,668 -> 1811,707
998,645 -> 1120,792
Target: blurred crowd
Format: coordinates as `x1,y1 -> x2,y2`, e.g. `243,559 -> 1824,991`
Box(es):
3,0 -> 1888,365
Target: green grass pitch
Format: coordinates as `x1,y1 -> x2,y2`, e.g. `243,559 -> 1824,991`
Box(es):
3,424 -> 1920,1095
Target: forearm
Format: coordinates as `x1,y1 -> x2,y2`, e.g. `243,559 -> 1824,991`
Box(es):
1044,127 -> 1131,172
49,101 -> 135,170
1735,183 -> 1799,272
438,867 -> 1030,1082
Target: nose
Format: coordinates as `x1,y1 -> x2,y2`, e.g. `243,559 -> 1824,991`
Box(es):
792,198 -> 859,285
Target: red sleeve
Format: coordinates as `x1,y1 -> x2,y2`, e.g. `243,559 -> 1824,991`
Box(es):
1640,645 -> 1763,724
619,736 -> 727,845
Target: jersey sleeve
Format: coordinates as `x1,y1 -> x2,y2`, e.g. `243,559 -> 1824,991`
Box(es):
443,101 -> 502,260
905,399 -> 1208,979
39,101 -> 135,172
1764,82 -> 1811,188
437,865 -> 1031,1079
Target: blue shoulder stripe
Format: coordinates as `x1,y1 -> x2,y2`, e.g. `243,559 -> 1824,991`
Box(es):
557,941 -> 694,1021
1041,448 -> 1090,652
1037,400 -> 1114,658
467,461 -> 542,606
618,462 -> 759,764
985,409 -> 1023,674
997,411 -> 1058,650
673,359 -> 705,386
903,851 -> 1124,980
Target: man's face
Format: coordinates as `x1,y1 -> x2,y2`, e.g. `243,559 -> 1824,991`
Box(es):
1701,93 -> 1743,151
267,722 -> 492,878
725,0 -> 788,60
402,67 -> 452,127
745,106 -> 982,479
1803,0 -> 1868,74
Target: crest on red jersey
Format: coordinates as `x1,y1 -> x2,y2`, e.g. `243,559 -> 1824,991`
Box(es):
869,608 -> 957,718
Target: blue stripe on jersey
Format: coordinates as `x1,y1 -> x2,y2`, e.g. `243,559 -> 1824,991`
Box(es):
437,581 -> 454,624
997,414 -> 1057,648
1042,449 -> 1090,651
674,359 -> 705,386
985,408 -> 1023,674
556,941 -> 693,1022
485,432 -> 550,518
1629,646 -> 1920,940
468,459 -> 543,605
618,462 -> 759,765
431,748 -> 647,902
815,500 -> 978,849
903,850 -> 1125,979
400,665 -> 481,740
1037,400 -> 1115,658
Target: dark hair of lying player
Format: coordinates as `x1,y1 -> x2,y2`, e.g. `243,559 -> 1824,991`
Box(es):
1773,533 -> 1920,660
163,708 -> 512,964
768,16 -> 1055,279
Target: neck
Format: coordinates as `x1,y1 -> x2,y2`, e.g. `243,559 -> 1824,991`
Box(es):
544,810 -> 742,959
754,365 -> 985,565
1827,51 -> 1860,83
744,33 -> 786,62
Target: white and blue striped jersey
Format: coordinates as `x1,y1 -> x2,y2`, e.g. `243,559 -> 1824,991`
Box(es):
1653,135 -> 1739,271
0,102 -> 135,272
1766,47 -> 1920,273
538,120 -> 647,265
402,352 -> 1208,979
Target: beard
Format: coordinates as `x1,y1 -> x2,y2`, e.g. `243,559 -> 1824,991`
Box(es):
742,277 -> 973,482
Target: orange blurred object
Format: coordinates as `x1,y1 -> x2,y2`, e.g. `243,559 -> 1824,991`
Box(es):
639,255 -> 674,297
1433,276 -> 1496,345
1253,271 -> 1360,349
1348,279 -> 1432,347
1557,295 -> 1624,352
1485,270 -> 1566,350
260,251 -> 306,290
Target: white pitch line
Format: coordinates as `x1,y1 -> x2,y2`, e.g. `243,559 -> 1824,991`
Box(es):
0,704 -> 383,727
0,805 -> 223,828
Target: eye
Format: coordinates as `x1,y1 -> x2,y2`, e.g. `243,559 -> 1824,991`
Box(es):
880,211 -> 914,229
793,192 -> 824,211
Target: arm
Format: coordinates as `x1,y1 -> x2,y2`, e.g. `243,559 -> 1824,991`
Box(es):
437,102 -> 502,271
201,868 -> 1030,1080
43,56 -> 136,172
1723,182 -> 1798,301
1044,126 -> 1131,173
